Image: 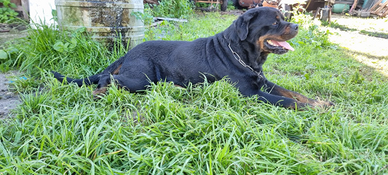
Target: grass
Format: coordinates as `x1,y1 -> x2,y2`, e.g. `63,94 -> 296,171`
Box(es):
0,12 -> 388,174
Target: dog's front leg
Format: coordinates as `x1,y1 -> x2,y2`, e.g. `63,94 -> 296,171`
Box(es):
255,91 -> 310,110
263,80 -> 315,103
237,81 -> 309,110
263,80 -> 334,109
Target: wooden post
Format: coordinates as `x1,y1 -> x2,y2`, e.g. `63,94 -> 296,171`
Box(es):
21,0 -> 29,20
369,0 -> 383,12
9,0 -> 29,20
371,0 -> 388,14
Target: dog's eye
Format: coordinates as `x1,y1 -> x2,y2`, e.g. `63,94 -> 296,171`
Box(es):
272,21 -> 278,26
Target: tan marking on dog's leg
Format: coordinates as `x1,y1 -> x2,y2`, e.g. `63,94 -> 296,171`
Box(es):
112,64 -> 122,75
310,100 -> 335,109
174,85 -> 184,88
271,86 -> 309,102
275,88 -> 335,109
92,87 -> 108,97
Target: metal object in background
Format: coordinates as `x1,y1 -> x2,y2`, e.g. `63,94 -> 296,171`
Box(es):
55,0 -> 145,49
307,0 -> 335,22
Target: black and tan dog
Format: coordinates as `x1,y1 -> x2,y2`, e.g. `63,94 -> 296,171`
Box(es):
53,7 -> 334,110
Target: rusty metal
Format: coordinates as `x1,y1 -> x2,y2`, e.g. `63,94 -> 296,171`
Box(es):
238,0 -> 261,8
307,0 -> 335,22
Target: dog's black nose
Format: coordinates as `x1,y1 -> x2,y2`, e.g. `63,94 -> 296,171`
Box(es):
292,24 -> 299,31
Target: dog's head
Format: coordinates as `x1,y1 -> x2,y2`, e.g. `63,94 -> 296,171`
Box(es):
234,7 -> 298,54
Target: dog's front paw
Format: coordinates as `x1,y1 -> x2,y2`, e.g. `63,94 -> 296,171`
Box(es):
92,87 -> 107,99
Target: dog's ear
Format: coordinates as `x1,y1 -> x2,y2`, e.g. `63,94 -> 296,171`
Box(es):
234,11 -> 258,41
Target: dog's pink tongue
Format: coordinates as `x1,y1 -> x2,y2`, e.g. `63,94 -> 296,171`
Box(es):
273,40 -> 294,51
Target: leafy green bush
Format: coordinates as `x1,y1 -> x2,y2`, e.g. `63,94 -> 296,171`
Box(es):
131,6 -> 154,26
1,24 -> 125,77
147,0 -> 194,18
0,0 -> 19,23
291,14 -> 332,49
132,0 -> 194,27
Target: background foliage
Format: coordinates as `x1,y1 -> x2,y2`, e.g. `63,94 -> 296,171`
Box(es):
146,0 -> 194,18
0,0 -> 19,23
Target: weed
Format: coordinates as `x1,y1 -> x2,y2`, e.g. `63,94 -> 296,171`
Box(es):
132,7 -> 154,26
0,0 -> 18,23
147,0 -> 194,18
2,24 -> 121,77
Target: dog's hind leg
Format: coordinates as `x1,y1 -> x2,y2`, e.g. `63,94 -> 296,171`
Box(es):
111,74 -> 151,93
92,74 -> 111,96
92,74 -> 151,96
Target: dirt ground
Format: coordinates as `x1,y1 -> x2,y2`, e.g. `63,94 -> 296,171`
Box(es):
0,13 -> 387,118
0,71 -> 21,119
0,24 -> 27,119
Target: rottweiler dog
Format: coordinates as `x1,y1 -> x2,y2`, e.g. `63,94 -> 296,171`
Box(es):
53,7 -> 334,110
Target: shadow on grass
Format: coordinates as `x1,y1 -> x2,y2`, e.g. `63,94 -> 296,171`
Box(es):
360,30 -> 388,39
326,22 -> 388,39
342,49 -> 388,78
344,49 -> 388,60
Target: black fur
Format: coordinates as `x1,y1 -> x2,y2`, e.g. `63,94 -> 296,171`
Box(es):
53,7 -> 333,110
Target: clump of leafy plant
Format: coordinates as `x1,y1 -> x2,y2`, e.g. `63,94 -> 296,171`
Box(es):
290,13 -> 332,49
2,24 -> 122,77
147,0 -> 194,18
131,7 -> 154,26
0,46 -> 18,72
0,0 -> 19,23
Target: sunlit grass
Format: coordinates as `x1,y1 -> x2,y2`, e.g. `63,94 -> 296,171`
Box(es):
0,12 -> 387,174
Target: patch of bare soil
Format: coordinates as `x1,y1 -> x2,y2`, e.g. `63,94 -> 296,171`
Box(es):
0,23 -> 28,49
0,71 -> 21,119
327,14 -> 388,77
0,23 -> 27,119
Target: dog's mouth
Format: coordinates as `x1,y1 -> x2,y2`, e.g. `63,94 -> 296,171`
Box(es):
264,39 -> 294,54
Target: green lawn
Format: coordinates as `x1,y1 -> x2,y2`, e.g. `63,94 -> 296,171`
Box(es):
0,12 -> 387,174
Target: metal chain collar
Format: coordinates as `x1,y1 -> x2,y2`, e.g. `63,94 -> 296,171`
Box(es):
226,41 -> 264,79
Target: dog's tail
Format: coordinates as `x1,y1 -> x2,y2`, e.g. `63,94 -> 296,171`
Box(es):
52,71 -> 100,87
52,55 -> 126,87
